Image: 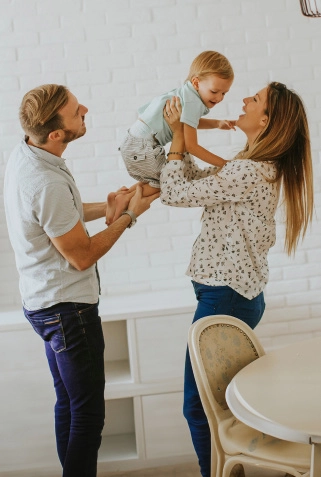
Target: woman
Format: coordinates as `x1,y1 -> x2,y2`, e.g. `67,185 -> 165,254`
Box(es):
160,82 -> 314,477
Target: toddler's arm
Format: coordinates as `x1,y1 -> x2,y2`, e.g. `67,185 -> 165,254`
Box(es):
184,123 -> 230,167
198,118 -> 236,130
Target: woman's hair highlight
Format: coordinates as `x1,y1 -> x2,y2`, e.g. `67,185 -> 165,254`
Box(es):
247,82 -> 314,255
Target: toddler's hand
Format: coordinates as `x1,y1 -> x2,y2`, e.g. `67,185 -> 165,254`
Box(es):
218,120 -> 237,131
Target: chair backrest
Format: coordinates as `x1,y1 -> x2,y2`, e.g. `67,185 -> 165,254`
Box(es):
188,315 -> 265,475
188,314 -> 265,418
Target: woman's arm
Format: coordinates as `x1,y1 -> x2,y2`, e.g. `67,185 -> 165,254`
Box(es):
160,97 -> 259,209
164,97 -> 220,180
163,98 -> 186,161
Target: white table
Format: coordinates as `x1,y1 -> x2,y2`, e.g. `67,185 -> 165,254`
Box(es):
226,335 -> 321,477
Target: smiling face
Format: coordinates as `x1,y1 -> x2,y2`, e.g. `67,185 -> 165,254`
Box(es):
58,92 -> 88,143
236,87 -> 269,145
191,74 -> 233,109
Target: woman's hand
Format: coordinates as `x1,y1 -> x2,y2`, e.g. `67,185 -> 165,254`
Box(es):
163,96 -> 184,134
164,96 -> 186,161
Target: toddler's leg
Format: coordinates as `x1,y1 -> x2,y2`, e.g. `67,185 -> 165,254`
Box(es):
140,183 -> 160,198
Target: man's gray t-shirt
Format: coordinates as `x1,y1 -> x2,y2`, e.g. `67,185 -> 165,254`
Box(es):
4,139 -> 99,310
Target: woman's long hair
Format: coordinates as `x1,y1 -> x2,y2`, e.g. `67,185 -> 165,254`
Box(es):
247,82 -> 314,255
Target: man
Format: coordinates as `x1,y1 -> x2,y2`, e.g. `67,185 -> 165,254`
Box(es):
4,84 -> 159,477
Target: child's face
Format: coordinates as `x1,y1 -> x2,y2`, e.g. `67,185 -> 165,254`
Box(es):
191,75 -> 233,109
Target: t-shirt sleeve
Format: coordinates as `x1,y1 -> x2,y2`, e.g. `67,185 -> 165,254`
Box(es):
180,98 -> 207,128
33,182 -> 81,238
160,159 -> 259,208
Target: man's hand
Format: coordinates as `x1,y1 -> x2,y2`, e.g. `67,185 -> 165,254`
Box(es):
51,184 -> 159,271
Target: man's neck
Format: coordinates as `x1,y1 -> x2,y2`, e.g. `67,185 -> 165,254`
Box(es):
26,136 -> 67,157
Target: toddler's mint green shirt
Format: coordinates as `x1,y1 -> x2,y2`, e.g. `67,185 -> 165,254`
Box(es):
138,81 -> 210,146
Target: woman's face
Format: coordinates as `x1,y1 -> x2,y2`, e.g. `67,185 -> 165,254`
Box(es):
236,86 -> 269,142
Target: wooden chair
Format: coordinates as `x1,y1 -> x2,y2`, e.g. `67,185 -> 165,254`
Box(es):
188,315 -> 310,477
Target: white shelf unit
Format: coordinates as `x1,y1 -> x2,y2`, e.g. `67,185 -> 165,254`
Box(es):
97,289 -> 198,472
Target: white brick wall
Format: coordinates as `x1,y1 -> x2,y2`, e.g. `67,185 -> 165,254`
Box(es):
1,0 -> 320,345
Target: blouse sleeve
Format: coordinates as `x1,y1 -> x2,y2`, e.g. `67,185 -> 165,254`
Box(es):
160,157 -> 260,208
180,153 -> 218,181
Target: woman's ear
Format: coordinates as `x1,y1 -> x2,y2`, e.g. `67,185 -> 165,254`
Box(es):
260,115 -> 268,127
191,76 -> 199,91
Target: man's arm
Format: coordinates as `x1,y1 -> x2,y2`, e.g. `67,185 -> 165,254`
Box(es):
83,202 -> 106,222
51,185 -> 159,271
50,215 -> 132,270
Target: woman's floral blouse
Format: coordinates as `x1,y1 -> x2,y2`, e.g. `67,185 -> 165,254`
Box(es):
160,154 -> 279,299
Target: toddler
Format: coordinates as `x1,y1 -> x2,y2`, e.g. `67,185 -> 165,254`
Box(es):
107,50 -> 236,225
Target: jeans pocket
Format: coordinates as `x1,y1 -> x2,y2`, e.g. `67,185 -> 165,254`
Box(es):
24,312 -> 66,353
75,302 -> 98,314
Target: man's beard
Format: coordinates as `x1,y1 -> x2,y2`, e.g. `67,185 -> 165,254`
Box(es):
62,127 -> 86,144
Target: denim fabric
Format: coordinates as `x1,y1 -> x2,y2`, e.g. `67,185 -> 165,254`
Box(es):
23,301 -> 105,477
183,282 -> 265,477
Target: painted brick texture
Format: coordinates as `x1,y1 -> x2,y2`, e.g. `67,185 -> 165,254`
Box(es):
1,0 -> 320,347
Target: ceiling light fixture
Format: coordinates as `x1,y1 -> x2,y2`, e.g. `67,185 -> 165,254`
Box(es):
300,0 -> 321,17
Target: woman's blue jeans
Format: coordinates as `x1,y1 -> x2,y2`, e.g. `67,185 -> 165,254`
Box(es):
184,282 -> 265,477
23,302 -> 105,477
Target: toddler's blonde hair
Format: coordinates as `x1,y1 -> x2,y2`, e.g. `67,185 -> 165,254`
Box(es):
186,50 -> 234,82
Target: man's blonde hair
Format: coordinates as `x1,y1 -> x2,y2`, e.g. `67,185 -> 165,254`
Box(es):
19,84 -> 69,145
186,50 -> 234,82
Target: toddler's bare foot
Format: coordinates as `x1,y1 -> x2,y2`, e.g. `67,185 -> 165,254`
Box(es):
111,190 -> 136,224
106,192 -> 117,225
106,189 -> 136,225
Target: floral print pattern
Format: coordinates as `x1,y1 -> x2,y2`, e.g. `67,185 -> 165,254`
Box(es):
160,154 -> 279,299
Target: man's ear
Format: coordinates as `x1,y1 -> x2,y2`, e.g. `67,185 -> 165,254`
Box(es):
191,76 -> 199,91
48,129 -> 63,142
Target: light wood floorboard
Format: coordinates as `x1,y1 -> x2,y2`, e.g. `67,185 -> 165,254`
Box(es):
101,462 -> 287,477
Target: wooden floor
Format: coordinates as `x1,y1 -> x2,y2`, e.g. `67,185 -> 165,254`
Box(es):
102,462 -> 200,477
101,462 -> 287,477
7,462 -> 289,477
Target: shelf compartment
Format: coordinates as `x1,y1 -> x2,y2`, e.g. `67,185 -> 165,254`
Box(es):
103,320 -> 132,384
99,433 -> 137,461
142,392 -> 194,459
99,397 -> 137,462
